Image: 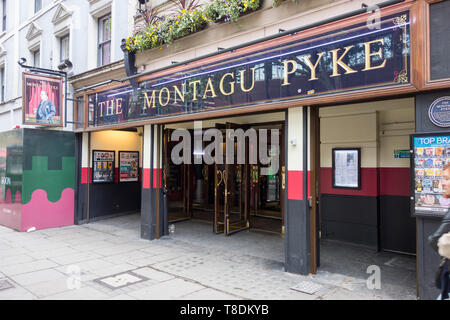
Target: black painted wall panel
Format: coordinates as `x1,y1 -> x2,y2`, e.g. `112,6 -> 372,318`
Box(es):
75,133 -> 85,224
141,188 -> 154,240
285,199 -> 310,275
322,220 -> 378,248
430,0 -> 450,80
89,182 -> 141,219
379,195 -> 415,254
321,194 -> 379,248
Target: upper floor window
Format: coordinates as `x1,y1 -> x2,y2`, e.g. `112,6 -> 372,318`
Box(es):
2,0 -> 6,32
98,13 -> 111,66
60,34 -> 69,62
34,0 -> 42,13
0,67 -> 5,103
33,49 -> 40,67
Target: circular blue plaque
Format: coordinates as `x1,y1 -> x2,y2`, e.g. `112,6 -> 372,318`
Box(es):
429,97 -> 450,127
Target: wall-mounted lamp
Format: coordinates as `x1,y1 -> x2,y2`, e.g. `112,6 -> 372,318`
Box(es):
57,59 -> 73,73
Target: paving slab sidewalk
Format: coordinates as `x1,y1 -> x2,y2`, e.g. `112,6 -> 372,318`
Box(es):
0,220 -> 417,300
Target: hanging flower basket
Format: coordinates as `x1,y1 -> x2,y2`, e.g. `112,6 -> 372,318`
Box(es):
125,0 -> 262,53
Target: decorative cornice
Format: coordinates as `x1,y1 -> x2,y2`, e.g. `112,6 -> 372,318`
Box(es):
25,22 -> 42,41
52,3 -> 72,25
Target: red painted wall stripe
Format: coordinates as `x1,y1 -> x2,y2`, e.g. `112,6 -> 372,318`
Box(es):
287,170 -> 311,201
153,169 -> 162,189
307,171 -> 311,199
143,168 -> 151,189
288,170 -> 303,200
320,167 -> 378,197
379,167 -> 410,197
320,167 -> 410,197
81,167 -> 88,184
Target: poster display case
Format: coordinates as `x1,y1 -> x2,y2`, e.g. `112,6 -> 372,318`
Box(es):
92,150 -> 115,183
332,148 -> 361,189
411,133 -> 450,217
119,151 -> 139,182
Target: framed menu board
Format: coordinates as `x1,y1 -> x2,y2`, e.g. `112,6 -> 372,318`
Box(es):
411,133 -> 450,217
332,148 -> 361,189
92,150 -> 115,183
119,151 -> 139,182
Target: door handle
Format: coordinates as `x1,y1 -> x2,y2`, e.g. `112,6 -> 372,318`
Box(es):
216,170 -> 223,187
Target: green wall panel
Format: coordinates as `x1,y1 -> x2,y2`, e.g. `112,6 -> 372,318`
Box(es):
22,156 -> 75,204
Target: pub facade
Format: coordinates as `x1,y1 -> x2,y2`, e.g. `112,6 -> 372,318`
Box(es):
22,0 -> 450,299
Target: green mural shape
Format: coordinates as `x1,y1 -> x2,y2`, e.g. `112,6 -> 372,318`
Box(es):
22,156 -> 75,204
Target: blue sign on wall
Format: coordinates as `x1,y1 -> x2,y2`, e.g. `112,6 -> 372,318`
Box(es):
428,97 -> 450,127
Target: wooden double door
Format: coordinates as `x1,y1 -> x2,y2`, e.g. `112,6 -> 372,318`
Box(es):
164,122 -> 284,236
213,123 -> 250,235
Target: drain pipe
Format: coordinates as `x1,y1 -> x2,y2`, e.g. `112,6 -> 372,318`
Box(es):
119,0 -> 406,84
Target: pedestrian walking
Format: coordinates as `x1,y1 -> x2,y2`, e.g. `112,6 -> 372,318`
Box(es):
429,164 -> 450,300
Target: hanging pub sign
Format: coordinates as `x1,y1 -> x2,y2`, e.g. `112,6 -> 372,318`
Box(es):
92,150 -> 115,183
22,72 -> 63,126
411,133 -> 450,218
119,151 -> 139,182
88,12 -> 410,127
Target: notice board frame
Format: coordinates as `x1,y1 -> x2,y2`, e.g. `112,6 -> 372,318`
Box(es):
118,151 -> 140,183
332,148 -> 361,190
92,149 -> 115,184
410,131 -> 450,218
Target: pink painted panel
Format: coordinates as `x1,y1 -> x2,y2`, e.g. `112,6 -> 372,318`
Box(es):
21,188 -> 74,231
0,189 -> 22,231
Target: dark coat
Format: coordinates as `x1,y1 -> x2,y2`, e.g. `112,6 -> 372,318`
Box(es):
429,209 -> 450,253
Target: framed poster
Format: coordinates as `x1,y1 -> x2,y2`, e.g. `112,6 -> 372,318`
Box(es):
411,133 -> 450,218
332,148 -> 361,189
92,150 -> 115,183
119,151 -> 139,182
22,72 -> 63,126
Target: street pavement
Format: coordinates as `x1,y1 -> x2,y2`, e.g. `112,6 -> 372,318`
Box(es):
0,214 -> 417,300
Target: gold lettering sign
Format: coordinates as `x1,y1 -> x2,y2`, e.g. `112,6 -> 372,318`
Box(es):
362,38 -> 387,72
330,45 -> 357,77
96,36 -> 396,118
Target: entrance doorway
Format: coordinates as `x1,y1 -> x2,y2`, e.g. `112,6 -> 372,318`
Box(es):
310,98 -> 417,291
163,116 -> 285,236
